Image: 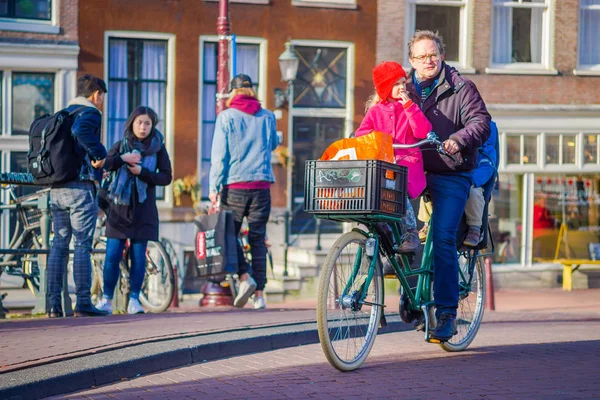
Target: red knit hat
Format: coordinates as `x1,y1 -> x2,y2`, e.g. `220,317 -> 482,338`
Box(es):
372,61 -> 407,101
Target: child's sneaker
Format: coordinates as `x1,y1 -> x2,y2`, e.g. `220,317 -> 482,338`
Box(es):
418,224 -> 429,242
463,226 -> 481,247
127,298 -> 145,314
96,298 -> 113,314
397,231 -> 421,253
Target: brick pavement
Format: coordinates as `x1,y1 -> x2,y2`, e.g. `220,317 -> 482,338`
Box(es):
2,289 -> 600,373
52,306 -> 600,400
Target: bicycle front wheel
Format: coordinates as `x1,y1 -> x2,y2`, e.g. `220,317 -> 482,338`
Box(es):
440,253 -> 486,352
139,241 -> 174,313
317,230 -> 383,372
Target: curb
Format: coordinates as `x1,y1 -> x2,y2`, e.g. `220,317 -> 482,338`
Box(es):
0,315 -> 411,400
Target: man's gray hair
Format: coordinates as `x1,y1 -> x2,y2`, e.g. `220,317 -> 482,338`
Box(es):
407,30 -> 446,59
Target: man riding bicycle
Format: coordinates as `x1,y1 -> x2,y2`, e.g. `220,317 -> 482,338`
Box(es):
405,30 -> 491,341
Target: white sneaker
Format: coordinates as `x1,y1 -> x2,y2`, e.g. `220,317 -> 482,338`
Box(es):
127,298 -> 145,314
253,296 -> 266,310
233,276 -> 257,307
96,298 -> 113,314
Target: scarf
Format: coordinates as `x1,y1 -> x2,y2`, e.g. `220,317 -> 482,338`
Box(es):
229,95 -> 261,114
107,129 -> 164,206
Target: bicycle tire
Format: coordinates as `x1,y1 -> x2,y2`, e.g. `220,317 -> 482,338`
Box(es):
440,253 -> 486,352
317,230 -> 383,372
139,240 -> 175,313
22,238 -> 41,296
91,239 -> 106,304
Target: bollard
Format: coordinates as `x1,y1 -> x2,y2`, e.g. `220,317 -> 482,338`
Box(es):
484,256 -> 495,311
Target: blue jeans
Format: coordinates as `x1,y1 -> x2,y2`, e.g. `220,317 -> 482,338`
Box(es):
221,188 -> 271,291
103,238 -> 147,300
48,181 -> 98,306
426,173 -> 471,317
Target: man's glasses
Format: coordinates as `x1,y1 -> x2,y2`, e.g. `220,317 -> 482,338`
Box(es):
411,53 -> 440,63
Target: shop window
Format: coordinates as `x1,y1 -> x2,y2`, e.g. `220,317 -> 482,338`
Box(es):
199,41 -> 261,198
579,0 -> 600,68
405,0 -> 468,68
490,0 -> 552,70
546,134 -> 576,165
0,0 -> 51,21
584,135 -> 598,164
294,46 -> 347,108
533,174 -> 600,261
492,173 -> 522,264
11,72 -> 54,136
506,134 -> 537,165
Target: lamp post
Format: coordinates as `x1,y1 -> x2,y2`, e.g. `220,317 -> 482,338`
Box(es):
278,41 -> 299,277
216,0 -> 230,114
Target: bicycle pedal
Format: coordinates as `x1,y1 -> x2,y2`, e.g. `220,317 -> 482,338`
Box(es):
428,337 -> 442,344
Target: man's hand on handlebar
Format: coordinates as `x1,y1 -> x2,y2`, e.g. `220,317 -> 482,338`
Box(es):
442,139 -> 460,155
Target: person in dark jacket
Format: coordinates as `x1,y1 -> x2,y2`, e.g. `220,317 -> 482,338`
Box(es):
405,30 -> 491,342
47,74 -> 108,318
95,106 -> 172,315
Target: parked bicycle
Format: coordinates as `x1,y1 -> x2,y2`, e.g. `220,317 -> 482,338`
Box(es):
0,184 -> 49,295
306,132 -> 490,371
91,215 -> 175,313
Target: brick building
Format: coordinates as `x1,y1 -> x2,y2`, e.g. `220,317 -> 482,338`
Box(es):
76,0 -> 377,237
378,0 -> 600,266
0,0 -> 80,244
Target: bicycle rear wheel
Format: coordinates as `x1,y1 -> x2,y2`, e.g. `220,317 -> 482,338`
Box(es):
139,241 -> 174,313
440,252 -> 485,351
317,230 -> 383,372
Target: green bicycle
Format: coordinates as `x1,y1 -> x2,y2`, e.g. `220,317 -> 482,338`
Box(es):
305,132 -> 489,371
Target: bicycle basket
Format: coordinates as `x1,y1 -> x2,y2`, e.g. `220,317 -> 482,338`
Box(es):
304,159 -> 407,217
16,189 -> 50,230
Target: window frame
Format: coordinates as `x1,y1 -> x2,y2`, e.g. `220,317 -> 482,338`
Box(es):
404,0 -> 474,74
0,0 -> 59,34
574,1 -> 600,76
486,0 -> 557,75
197,35 -> 267,200
103,30 -> 176,208
291,0 -> 357,9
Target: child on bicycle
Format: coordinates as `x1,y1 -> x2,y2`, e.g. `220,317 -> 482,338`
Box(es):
95,106 -> 172,315
418,121 -> 498,247
355,61 -> 432,253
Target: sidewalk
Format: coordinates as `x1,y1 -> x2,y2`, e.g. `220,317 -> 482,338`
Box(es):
1,288 -> 600,399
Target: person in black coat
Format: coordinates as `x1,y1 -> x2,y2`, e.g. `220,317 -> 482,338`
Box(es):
96,106 -> 172,315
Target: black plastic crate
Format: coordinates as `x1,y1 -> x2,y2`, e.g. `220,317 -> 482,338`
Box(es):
304,159 -> 407,217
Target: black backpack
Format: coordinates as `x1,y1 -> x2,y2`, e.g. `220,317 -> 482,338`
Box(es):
27,106 -> 87,185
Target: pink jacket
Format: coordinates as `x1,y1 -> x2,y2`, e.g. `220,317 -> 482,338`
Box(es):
355,100 -> 432,199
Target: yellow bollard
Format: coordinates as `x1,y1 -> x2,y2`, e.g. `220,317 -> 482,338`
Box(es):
562,264 -> 572,291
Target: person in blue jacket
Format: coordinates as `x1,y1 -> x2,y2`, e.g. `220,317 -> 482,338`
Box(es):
462,121 -> 498,246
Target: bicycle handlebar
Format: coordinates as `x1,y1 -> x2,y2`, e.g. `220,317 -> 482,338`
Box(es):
392,132 -> 456,163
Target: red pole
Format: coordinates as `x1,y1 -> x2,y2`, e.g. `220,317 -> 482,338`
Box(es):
484,256 -> 495,311
216,0 -> 230,115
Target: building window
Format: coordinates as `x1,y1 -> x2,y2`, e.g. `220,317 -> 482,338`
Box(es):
294,46 -> 347,108
107,38 -> 168,148
199,41 -> 261,198
584,135 -> 598,164
492,174 -> 522,264
491,0 -> 550,66
579,0 -> 600,68
11,72 -> 54,136
0,0 -> 51,20
405,0 -> 468,69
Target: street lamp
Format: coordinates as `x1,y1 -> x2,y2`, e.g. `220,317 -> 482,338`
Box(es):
278,41 -> 299,277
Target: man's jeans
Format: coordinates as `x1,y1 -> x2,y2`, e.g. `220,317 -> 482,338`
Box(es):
221,188 -> 271,291
48,181 -> 98,307
426,173 -> 471,317
103,238 -> 147,300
